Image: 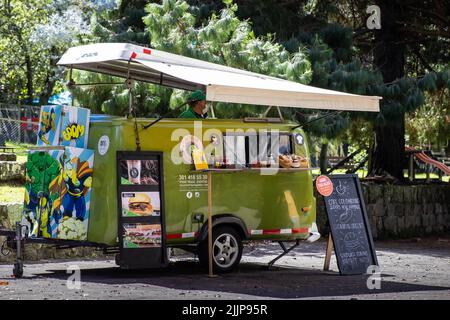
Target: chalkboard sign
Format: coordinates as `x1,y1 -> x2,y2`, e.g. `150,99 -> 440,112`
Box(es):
322,174 -> 378,275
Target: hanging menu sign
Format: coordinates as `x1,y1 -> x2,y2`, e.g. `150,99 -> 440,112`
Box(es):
116,151 -> 167,269
321,174 -> 378,275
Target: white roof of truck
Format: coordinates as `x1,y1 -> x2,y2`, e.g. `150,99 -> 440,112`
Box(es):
58,43 -> 381,112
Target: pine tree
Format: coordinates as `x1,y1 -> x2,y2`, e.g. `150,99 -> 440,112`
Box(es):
73,0 -> 313,118
222,0 -> 450,180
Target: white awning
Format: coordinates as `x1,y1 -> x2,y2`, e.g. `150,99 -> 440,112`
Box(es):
58,43 -> 381,112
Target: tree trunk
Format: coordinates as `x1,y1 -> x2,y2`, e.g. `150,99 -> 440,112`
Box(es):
39,47 -> 59,105
319,142 -> 328,174
370,115 -> 405,178
368,0 -> 406,180
24,53 -> 33,105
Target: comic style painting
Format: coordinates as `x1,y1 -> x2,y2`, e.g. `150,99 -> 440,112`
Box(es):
23,149 -> 64,238
60,106 -> 90,149
23,147 -> 94,241
36,105 -> 62,146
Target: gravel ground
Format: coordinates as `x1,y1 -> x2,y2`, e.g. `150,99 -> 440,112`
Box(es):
0,237 -> 449,300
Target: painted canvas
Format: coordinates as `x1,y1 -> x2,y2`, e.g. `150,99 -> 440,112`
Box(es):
22,147 -> 94,240
22,149 -> 64,238
36,105 -> 62,146
60,106 -> 90,148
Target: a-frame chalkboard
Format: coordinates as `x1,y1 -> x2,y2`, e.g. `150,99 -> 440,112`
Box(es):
322,174 -> 378,275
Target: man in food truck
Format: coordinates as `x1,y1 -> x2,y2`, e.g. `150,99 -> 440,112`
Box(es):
178,90 -> 208,119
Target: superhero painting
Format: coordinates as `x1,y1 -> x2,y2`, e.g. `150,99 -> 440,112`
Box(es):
36,105 -> 62,146
23,149 -> 64,238
23,147 -> 94,240
60,106 -> 90,149
49,147 -> 94,240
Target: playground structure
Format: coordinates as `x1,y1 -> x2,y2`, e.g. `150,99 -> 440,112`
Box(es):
406,146 -> 450,182
324,145 -> 449,182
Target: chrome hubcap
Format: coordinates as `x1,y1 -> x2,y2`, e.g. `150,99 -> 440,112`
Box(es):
213,233 -> 238,268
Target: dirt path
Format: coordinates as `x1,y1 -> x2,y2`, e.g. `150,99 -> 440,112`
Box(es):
0,237 -> 449,300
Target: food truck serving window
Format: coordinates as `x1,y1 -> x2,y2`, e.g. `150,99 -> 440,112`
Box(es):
220,132 -> 295,168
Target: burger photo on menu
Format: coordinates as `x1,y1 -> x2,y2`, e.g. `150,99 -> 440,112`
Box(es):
123,224 -> 162,248
121,192 -> 161,217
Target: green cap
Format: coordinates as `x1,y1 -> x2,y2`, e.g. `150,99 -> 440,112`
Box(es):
187,90 -> 206,102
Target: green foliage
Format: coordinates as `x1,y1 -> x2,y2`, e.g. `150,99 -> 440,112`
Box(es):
2,0 -> 449,157
72,0 -> 313,117
0,0 -> 106,104
0,0 -> 52,102
144,0 -> 312,84
295,32 -> 382,140
306,112 -> 349,140
406,89 -> 450,148
176,0 -> 312,114
318,23 -> 352,63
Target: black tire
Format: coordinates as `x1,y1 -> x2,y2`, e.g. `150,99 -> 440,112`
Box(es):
198,226 -> 243,273
13,262 -> 23,278
115,254 -> 121,266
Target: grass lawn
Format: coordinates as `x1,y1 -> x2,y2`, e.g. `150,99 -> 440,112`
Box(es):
1,142 -> 28,203
5,141 -> 32,163
412,173 -> 449,183
0,185 -> 24,204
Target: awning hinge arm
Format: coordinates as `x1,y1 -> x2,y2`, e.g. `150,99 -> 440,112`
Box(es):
291,110 -> 343,131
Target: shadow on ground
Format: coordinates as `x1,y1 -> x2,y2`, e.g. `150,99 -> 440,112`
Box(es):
23,260 -> 450,299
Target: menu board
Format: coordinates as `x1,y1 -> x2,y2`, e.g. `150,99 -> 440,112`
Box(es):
116,151 -> 167,269
322,174 -> 378,275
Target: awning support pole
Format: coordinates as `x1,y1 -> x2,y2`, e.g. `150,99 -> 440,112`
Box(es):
209,102 -> 216,119
291,111 -> 343,131
207,171 -> 215,277
126,59 -> 141,151
276,107 -> 284,120
68,66 -> 75,107
262,106 -> 272,118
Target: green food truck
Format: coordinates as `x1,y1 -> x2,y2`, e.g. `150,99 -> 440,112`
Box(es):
0,43 -> 380,276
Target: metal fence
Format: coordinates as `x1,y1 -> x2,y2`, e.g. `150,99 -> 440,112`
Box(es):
0,103 -> 40,146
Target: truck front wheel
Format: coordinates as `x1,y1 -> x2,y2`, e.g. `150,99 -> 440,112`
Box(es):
198,226 -> 243,273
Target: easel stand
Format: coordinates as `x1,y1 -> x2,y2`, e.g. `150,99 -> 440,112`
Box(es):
323,233 -> 334,271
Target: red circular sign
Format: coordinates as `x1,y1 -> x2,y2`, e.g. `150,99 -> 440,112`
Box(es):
316,175 -> 334,197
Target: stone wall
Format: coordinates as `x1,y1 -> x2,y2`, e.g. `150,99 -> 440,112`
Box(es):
0,204 -> 103,263
0,153 -> 17,161
0,161 -> 104,263
316,183 -> 450,239
0,161 -> 26,182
